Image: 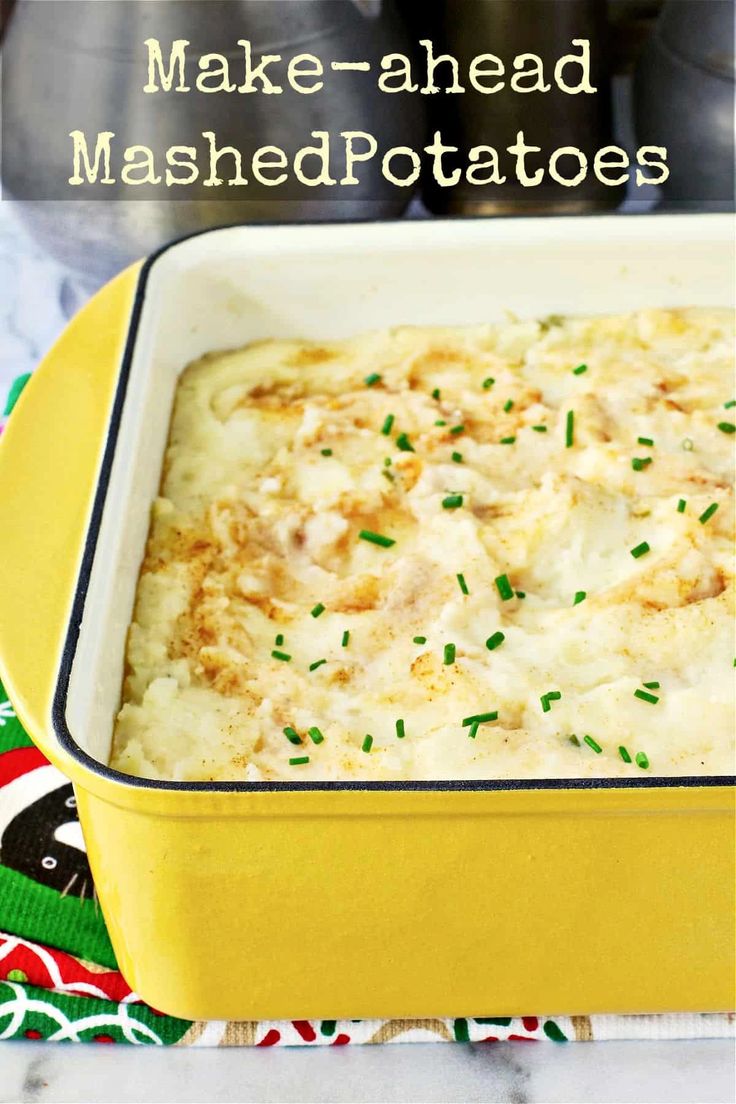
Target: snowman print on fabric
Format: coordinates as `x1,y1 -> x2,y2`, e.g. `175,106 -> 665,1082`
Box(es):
0,745 -> 93,899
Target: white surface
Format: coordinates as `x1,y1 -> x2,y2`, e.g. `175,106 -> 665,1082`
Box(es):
0,202 -> 733,1104
1,1038 -> 734,1104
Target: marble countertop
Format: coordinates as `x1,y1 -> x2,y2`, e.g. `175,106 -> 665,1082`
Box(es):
0,202 -> 733,1104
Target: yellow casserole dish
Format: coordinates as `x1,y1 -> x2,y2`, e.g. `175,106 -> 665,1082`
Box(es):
0,216 -> 733,1020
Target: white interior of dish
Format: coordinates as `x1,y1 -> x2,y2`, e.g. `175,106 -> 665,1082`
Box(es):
63,215 -> 734,767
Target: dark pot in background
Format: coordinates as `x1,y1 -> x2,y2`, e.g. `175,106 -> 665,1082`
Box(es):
408,0 -> 622,215
634,0 -> 735,207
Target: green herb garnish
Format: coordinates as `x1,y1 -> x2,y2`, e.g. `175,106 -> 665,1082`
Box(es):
573,363 -> 587,376
532,425 -> 547,433
364,372 -> 382,387
495,574 -> 514,601
272,650 -> 292,662
630,541 -> 650,559
289,756 -> 310,766
451,451 -> 463,463
450,424 -> 465,436
717,422 -> 736,434
444,643 -> 456,665
413,635 -> 427,645
699,502 -> 719,525
482,378 -> 495,390
462,711 -> 498,726
642,681 -> 660,690
467,720 -> 480,739
361,734 -> 373,753
635,751 -> 650,769
638,436 -> 654,446
456,573 -> 469,595
275,634 -> 284,646
381,414 -> 395,436
321,448 -> 333,457
583,735 -> 602,753
677,498 -> 686,513
565,410 -> 574,448
500,436 -> 516,445
503,399 -> 514,413
485,631 -> 505,651
283,727 -> 302,745
573,591 -> 586,605
432,388 -> 441,400
618,745 -> 632,764
341,630 -> 350,647
634,688 -> 659,704
311,603 -> 326,618
309,659 -> 327,672
632,457 -> 652,471
442,494 -> 463,509
396,432 -> 415,452
308,727 -> 324,745
359,529 -> 396,548
396,719 -> 406,740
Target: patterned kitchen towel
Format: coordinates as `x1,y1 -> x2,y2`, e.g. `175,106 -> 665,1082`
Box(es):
0,372 -> 734,1046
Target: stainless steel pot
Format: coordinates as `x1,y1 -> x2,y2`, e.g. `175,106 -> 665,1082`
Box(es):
3,0 -> 425,283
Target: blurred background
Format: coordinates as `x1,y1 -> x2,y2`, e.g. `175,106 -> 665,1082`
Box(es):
0,0 -> 733,400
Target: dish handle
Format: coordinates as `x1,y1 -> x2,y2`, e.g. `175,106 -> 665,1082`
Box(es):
0,264 -> 141,774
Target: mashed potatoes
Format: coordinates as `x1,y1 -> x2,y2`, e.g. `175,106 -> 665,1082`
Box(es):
111,308 -> 735,781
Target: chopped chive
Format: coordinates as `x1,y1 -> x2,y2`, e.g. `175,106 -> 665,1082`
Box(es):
289,755 -> 310,766
583,735 -> 602,754
573,591 -> 586,606
443,643 -> 456,665
359,529 -> 395,548
503,399 -> 514,413
569,734 -> 581,747
724,400 -> 736,409
500,436 -> 516,445
361,734 -> 373,753
381,413 -> 395,435
364,372 -> 382,387
283,727 -> 302,745
450,424 -> 465,436
638,436 -> 654,446
320,448 -> 333,457
462,711 -> 498,726
632,457 -> 652,471
456,573 -> 469,595
482,377 -> 495,389
618,745 -> 632,764
311,603 -> 326,619
677,498 -> 687,513
642,680 -> 660,690
272,650 -> 292,662
565,410 -> 574,448
717,422 -> 736,434
275,633 -> 284,646
308,726 -> 324,745
381,468 -> 395,482
341,630 -> 350,648
396,432 -> 415,452
413,635 -> 427,644
635,751 -> 650,770
485,631 -> 505,651
515,591 -> 526,599
309,658 -> 327,672
467,720 -> 480,739
451,451 -> 463,463
699,502 -> 719,525
432,388 -> 441,400
630,541 -> 650,559
572,363 -> 588,376
442,494 -> 463,509
435,419 -> 447,427
495,574 -> 514,601
682,438 -> 694,451
532,425 -> 548,433
634,688 -> 659,704
541,691 -> 561,713
396,719 -> 406,740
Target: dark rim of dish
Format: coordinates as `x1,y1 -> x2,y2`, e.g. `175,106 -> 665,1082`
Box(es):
51,217 -> 736,793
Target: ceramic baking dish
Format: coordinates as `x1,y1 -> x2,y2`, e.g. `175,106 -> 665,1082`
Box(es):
0,215 -> 734,1021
